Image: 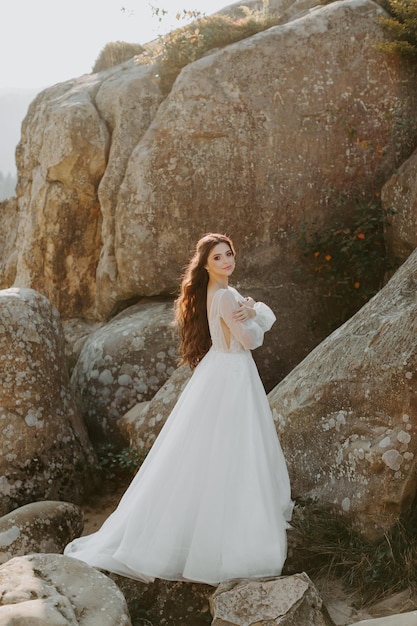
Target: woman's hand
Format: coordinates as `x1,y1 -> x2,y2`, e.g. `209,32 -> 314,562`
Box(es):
232,298 -> 257,322
243,297 -> 255,308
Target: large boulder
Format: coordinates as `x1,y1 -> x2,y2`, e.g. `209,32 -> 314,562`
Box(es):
210,573 -> 334,625
0,288 -> 96,515
61,317 -> 103,374
11,60 -> 164,320
71,300 -> 178,446
108,0 -> 417,311
13,76 -> 108,318
94,63 -> 165,317
382,146 -> 417,265
118,365 -> 192,451
0,197 -> 18,289
0,553 -> 131,625
269,247 -> 417,542
0,501 -> 83,565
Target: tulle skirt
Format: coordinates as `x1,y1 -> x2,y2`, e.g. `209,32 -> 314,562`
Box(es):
64,348 -> 293,585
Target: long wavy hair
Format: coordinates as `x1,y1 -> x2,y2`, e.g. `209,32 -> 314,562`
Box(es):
175,233 -> 236,369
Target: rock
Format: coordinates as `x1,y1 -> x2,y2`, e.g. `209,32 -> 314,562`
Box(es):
0,553 -> 132,625
350,612 -> 417,625
110,0 -> 417,312
0,501 -> 83,565
0,287 -> 97,515
210,573 -> 335,625
61,317 -> 103,374
269,247 -> 417,542
71,300 -> 178,446
14,76 -> 109,318
314,577 -> 372,625
367,590 -> 417,619
10,60 -> 164,320
0,197 -> 18,289
108,574 -> 213,626
118,365 -> 192,451
382,146 -> 417,265
117,401 -> 149,444
94,63 -> 165,317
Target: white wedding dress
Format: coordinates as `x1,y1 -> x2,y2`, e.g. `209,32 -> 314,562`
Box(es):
64,287 -> 293,585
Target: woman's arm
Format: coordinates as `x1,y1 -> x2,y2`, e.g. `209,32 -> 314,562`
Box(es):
218,290 -> 275,350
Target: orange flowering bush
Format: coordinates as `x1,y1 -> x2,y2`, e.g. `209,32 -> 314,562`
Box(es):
298,197 -> 396,329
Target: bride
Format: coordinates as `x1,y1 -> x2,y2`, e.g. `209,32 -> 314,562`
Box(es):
64,232 -> 293,584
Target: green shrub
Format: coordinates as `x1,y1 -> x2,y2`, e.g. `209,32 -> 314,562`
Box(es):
92,41 -> 145,73
377,0 -> 417,58
96,443 -> 148,481
158,11 -> 282,95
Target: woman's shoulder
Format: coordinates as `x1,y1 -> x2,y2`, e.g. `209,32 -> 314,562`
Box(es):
217,286 -> 239,301
227,286 -> 243,301
209,287 -> 242,310
216,287 -> 242,312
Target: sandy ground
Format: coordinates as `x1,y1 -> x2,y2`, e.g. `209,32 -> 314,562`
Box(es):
80,483 -> 417,626
81,481 -> 126,535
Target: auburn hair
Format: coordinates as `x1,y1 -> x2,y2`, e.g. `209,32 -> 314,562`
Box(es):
174,233 -> 236,369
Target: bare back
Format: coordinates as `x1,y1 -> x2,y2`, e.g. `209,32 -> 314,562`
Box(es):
207,287 -> 231,349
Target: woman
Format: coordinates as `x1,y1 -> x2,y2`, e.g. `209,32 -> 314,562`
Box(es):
65,233 -> 293,584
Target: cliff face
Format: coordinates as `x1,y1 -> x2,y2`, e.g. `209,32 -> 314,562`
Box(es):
0,288 -> 97,514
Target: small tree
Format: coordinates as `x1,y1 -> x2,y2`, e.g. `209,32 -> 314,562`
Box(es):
378,0 -> 417,58
92,41 -> 145,73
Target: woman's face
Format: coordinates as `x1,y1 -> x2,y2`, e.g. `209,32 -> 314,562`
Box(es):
205,242 -> 235,279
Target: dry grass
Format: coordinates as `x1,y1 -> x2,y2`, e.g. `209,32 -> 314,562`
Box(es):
157,11 -> 282,95
92,41 -> 145,73
288,501 -> 417,607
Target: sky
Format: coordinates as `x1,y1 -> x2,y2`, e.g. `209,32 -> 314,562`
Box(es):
1,0 -> 230,90
0,0 -> 230,178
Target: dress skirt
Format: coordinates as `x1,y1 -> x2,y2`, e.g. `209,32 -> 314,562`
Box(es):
64,347 -> 293,585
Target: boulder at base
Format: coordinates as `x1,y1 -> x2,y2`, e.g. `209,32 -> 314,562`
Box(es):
0,553 -> 131,625
0,288 -> 96,515
270,247 -> 417,541
0,501 -> 83,565
71,300 -> 178,447
118,365 -> 192,451
210,573 -> 335,625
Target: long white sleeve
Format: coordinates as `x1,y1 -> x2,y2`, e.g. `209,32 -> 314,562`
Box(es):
253,301 -> 276,332
218,289 -> 275,351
